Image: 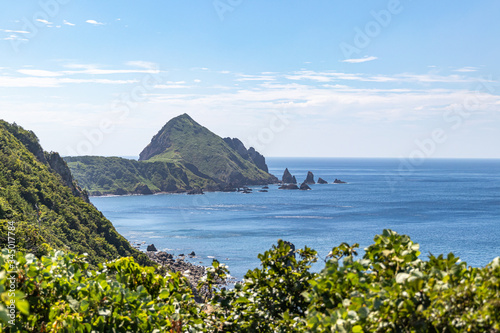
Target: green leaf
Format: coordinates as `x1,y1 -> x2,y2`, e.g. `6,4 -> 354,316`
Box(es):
234,297 -> 250,304
16,299 -> 29,315
352,325 -> 363,333
80,299 -> 90,312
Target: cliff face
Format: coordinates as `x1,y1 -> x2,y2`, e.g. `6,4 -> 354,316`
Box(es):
139,114 -> 278,186
0,121 -> 89,203
223,138 -> 269,173
46,152 -> 89,202
0,120 -> 151,266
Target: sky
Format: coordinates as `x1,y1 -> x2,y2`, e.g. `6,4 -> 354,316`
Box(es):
0,1 -> 499,158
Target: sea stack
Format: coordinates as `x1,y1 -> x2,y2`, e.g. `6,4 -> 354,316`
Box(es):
300,182 -> 311,190
282,168 -> 297,184
279,184 -> 299,190
304,171 -> 315,184
317,177 -> 328,184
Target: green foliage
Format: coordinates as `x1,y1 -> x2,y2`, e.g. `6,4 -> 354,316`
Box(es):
305,229 -> 500,332
64,156 -> 215,196
0,249 -> 205,332
1,231 -> 499,332
210,240 -> 317,332
0,121 -> 152,267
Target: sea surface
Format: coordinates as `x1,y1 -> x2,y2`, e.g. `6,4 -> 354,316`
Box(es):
91,158 -> 500,280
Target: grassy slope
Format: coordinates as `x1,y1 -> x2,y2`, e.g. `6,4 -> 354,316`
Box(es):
65,156 -> 216,196
0,121 -> 152,266
142,114 -> 277,184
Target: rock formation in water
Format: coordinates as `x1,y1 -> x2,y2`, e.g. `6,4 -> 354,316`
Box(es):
300,182 -> 312,190
333,178 -> 347,184
278,183 -> 300,190
304,171 -> 316,184
317,177 -> 328,184
282,168 -> 297,184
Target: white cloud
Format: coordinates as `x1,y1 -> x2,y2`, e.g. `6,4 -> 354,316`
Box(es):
17,69 -> 63,77
155,81 -> 189,89
63,20 -> 75,26
194,79 -> 201,83
454,67 -> 478,73
0,29 -> 30,34
0,76 -> 137,88
341,56 -> 378,63
236,74 -> 276,82
86,20 -> 104,26
3,35 -> 28,42
36,19 -> 53,26
125,61 -> 157,70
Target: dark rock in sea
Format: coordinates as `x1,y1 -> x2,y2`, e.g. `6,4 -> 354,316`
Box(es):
282,240 -> 296,259
262,186 -> 269,189
304,171 -> 315,184
317,177 -> 328,184
279,184 -> 299,190
187,187 -> 204,195
147,244 -> 157,252
300,182 -> 312,190
189,251 -> 196,257
134,183 -> 153,195
333,178 -> 347,184
242,188 -> 252,194
282,168 -> 297,184
258,190 -> 268,192
114,188 -> 128,195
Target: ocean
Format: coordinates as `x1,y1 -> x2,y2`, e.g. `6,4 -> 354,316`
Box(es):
90,158 -> 500,280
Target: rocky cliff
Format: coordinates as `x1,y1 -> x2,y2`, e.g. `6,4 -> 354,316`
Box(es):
139,114 -> 278,186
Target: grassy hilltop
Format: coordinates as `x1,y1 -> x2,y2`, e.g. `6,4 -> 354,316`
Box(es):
66,114 -> 278,196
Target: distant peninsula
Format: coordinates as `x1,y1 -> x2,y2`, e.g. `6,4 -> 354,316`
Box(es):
65,114 -> 278,196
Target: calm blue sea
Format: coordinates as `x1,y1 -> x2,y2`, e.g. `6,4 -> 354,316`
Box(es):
91,158 -> 500,280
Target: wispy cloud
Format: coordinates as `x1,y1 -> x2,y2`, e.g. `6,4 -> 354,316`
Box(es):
0,76 -> 138,88
125,61 -> 157,70
342,56 -> 378,64
36,19 -> 53,27
454,67 -> 478,73
0,29 -> 30,34
86,20 -> 105,26
236,74 -> 277,82
18,69 -> 63,77
63,20 -> 75,26
155,81 -> 190,89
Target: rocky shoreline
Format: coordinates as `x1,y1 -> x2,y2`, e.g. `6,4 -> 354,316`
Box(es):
143,248 -> 233,301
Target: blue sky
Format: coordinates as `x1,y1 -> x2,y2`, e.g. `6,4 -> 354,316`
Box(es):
0,1 -> 499,158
